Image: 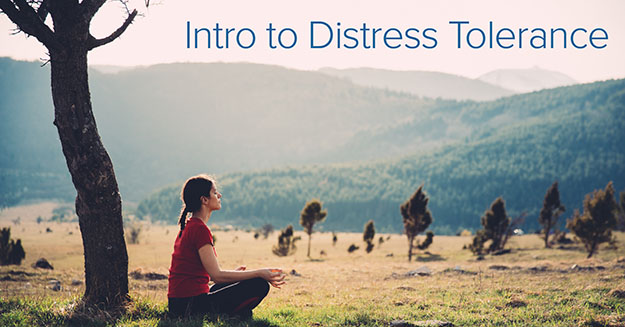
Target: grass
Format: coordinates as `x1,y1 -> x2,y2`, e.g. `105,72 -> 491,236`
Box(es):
1,202 -> 625,326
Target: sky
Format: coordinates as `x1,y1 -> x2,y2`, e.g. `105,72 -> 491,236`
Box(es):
1,0 -> 624,83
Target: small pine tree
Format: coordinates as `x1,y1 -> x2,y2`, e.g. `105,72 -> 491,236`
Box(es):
272,225 -> 300,257
400,185 -> 433,262
566,182 -> 618,258
538,182 -> 566,248
469,197 -> 510,255
300,199 -> 327,258
0,227 -> 26,265
378,236 -> 384,246
332,232 -> 338,246
363,220 -> 375,253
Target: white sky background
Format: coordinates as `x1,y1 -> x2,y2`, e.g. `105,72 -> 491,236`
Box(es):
1,0 -> 624,83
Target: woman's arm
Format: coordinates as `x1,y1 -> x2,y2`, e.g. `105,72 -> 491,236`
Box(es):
198,244 -> 286,287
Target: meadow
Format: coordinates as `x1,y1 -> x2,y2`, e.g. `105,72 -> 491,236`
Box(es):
1,202 -> 624,326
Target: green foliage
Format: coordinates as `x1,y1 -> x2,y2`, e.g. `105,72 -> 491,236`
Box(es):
400,185 -> 433,261
300,199 -> 327,257
363,220 -> 375,253
539,182 -> 565,247
0,227 -> 25,265
470,197 -> 510,255
566,182 -> 618,258
272,225 -> 299,257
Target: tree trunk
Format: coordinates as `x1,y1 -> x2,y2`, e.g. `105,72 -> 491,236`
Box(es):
49,43 -> 128,308
544,226 -> 550,248
307,233 -> 311,257
408,236 -> 413,262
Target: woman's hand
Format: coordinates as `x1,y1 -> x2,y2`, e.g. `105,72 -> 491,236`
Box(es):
259,268 -> 286,289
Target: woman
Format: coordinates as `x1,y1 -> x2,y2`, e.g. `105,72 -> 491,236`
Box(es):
168,174 -> 286,318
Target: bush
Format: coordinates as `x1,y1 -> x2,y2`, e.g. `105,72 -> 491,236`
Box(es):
469,197 -> 510,255
363,220 -> 375,253
0,227 -> 25,265
566,182 -> 618,258
272,225 -> 300,257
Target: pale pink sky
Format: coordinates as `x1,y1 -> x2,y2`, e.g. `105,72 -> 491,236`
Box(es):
1,0 -> 624,82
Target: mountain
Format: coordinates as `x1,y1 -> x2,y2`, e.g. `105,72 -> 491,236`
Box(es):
319,67 -> 514,101
478,67 -> 577,93
0,58 -> 441,205
136,79 -> 625,234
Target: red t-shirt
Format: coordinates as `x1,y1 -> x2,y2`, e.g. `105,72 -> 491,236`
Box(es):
167,218 -> 216,298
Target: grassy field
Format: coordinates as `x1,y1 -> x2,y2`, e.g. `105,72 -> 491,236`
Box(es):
1,202 -> 625,326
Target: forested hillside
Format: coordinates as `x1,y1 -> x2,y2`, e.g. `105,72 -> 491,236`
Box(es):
0,58 -> 440,205
136,79 -> 625,234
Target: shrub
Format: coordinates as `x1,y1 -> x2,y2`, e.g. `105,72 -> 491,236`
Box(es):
0,227 -> 25,265
272,225 -> 300,257
347,244 -> 359,253
400,184 -> 433,262
363,220 -> 375,253
539,182 -> 565,248
566,182 -> 618,258
469,197 -> 510,255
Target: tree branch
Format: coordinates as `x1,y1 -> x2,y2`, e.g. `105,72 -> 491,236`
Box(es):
36,0 -> 48,21
87,8 -> 137,50
0,0 -> 59,50
80,0 -> 106,20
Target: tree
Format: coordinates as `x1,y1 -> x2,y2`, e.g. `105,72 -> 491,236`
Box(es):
470,197 -> 510,255
566,182 -> 618,258
272,225 -> 299,257
616,190 -> 625,231
538,182 -> 566,248
400,185 -> 433,262
0,0 -> 141,309
0,227 -> 25,265
363,220 -> 375,253
300,199 -> 327,258
417,231 -> 434,250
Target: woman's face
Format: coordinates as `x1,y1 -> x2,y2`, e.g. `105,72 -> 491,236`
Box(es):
206,184 -> 222,211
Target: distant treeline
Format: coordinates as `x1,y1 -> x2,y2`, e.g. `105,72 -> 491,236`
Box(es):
136,79 -> 625,234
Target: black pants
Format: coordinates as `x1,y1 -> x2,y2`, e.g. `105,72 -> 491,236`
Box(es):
168,278 -> 270,318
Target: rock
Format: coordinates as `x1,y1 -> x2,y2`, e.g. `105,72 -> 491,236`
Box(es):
48,280 -> 61,291
386,253 -> 394,257
396,286 -> 416,291
406,266 -> 431,277
390,320 -> 454,327
506,299 -> 527,308
32,258 -> 54,270
446,265 -> 478,275
489,265 -> 509,271
129,268 -> 167,280
46,228 -> 52,233
616,256 -> 625,264
607,289 -> 625,299
71,279 -> 83,286
476,255 -> 485,261
570,264 -> 605,272
143,272 -> 167,280
290,269 -> 302,277
528,265 -> 548,272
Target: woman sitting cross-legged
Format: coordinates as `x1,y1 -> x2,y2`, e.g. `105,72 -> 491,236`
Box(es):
168,174 -> 286,319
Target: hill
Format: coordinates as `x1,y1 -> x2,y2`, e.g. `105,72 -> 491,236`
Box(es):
136,79 -> 625,234
0,58 -> 441,205
478,67 -> 577,93
319,67 -> 514,101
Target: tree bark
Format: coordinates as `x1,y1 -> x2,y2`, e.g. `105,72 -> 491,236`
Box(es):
407,236 -> 413,262
46,5 -> 128,308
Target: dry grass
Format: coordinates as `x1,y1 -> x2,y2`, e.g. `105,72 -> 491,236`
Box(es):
1,202 -> 625,326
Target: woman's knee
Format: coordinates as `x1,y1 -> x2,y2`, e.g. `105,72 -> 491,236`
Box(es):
245,277 -> 270,297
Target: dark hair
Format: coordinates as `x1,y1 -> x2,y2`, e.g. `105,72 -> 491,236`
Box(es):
178,174 -> 215,236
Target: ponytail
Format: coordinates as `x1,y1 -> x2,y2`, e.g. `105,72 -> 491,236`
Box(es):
178,207 -> 189,237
